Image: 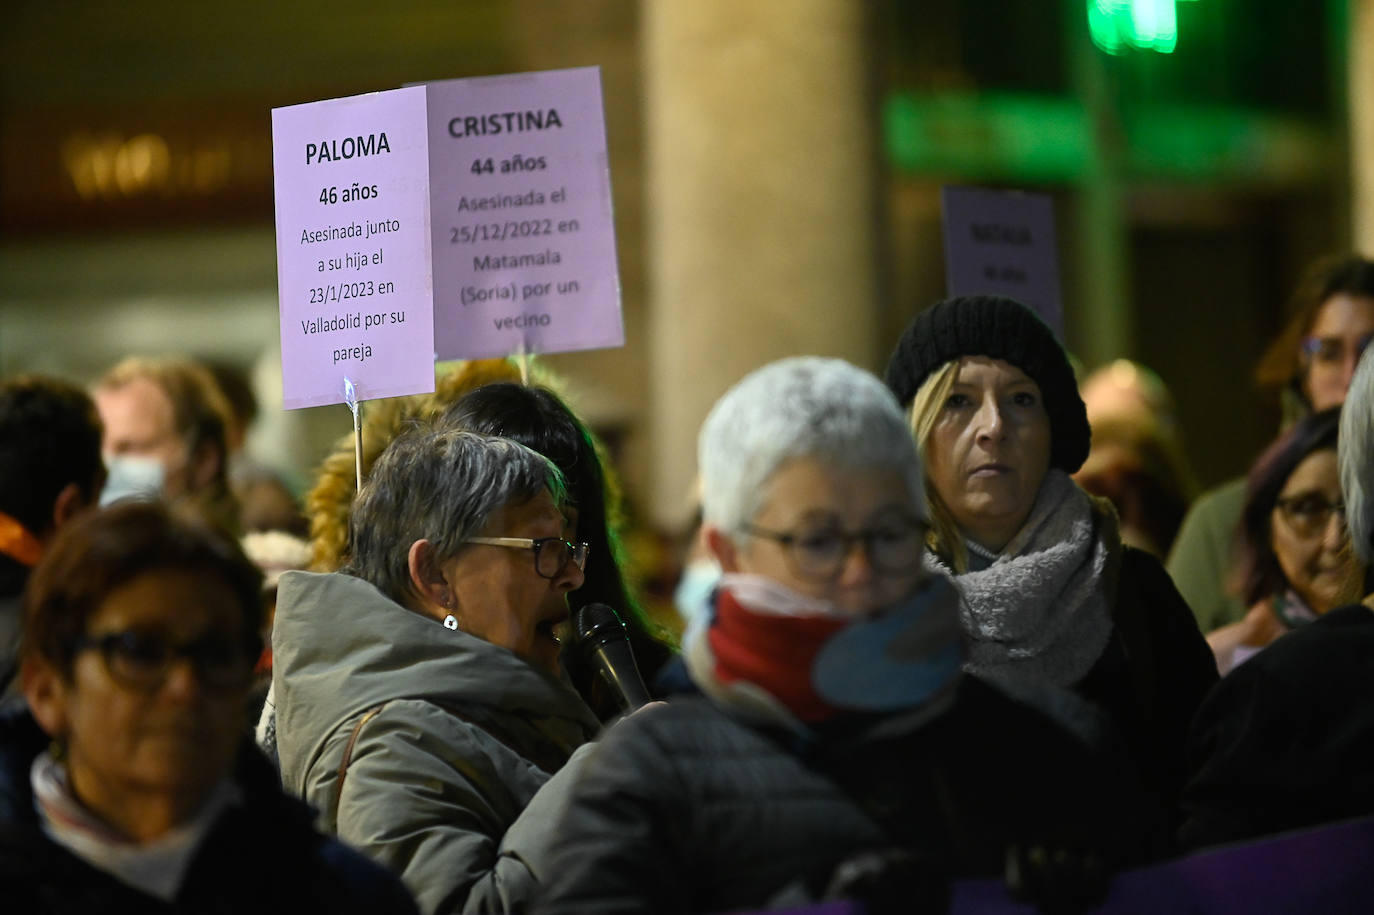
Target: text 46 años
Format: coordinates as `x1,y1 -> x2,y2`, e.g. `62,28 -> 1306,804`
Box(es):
319,183 -> 379,205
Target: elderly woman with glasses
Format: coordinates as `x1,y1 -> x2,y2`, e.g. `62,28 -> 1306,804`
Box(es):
534,358 -> 1155,915
1180,364 -> 1374,849
1169,254 -> 1374,633
0,501 -> 416,912
1206,407 -> 1353,675
269,428 -> 600,915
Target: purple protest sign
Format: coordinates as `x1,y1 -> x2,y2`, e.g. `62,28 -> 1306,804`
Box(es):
941,186 -> 1063,335
425,67 -> 624,360
272,87 -> 436,409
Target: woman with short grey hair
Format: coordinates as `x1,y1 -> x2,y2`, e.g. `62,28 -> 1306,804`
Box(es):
536,357 -> 1153,915
270,427 -> 600,915
698,355 -> 925,536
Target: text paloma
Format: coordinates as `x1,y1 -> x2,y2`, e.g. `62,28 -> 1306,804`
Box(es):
306,133 -> 392,165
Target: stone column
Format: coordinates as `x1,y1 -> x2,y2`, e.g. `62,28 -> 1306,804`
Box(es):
643,0 -> 883,530
1352,0 -> 1374,253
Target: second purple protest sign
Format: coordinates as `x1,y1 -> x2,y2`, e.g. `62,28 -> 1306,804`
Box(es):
425,67 -> 624,361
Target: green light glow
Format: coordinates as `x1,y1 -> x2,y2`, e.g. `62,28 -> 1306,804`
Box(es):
883,91 -> 1332,187
1089,0 -> 1196,55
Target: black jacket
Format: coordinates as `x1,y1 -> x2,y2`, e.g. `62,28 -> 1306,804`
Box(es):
0,704 -> 419,915
1180,604 -> 1374,849
1073,547 -> 1218,811
534,676 -> 1163,915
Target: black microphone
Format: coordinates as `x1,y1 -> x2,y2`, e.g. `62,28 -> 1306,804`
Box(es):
572,602 -> 652,711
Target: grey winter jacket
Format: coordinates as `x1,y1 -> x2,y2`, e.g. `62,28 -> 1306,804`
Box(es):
272,571 -> 601,915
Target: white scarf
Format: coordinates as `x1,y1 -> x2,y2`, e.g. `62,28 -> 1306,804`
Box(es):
926,469 -> 1121,690
31,750 -> 241,902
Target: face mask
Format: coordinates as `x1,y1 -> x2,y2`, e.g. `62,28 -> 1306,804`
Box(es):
674,558 -> 723,627
715,572 -> 848,618
100,454 -> 166,506
697,571 -> 964,722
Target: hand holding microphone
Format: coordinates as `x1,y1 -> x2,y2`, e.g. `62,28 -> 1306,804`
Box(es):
571,602 -> 652,712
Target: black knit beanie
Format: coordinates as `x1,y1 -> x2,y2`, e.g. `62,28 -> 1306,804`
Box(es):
883,295 -> 1090,473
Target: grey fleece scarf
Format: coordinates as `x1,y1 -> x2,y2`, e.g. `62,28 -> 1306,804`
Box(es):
925,469 -> 1121,690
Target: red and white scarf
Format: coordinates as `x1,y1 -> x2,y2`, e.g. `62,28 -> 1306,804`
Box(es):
685,574 -> 964,732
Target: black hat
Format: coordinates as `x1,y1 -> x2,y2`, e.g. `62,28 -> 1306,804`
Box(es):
884,295 -> 1090,473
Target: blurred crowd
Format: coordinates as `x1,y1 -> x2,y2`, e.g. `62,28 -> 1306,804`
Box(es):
1,254 -> 1373,913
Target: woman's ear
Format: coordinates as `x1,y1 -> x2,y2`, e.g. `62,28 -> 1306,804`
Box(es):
21,657 -> 70,740
704,524 -> 742,573
406,539 -> 450,617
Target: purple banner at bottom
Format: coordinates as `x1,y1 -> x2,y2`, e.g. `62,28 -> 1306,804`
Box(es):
723,816 -> 1374,915
950,815 -> 1374,915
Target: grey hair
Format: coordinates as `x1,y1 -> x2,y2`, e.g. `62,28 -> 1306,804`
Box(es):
344,427 -> 565,604
1340,349 -> 1374,563
698,356 -> 926,532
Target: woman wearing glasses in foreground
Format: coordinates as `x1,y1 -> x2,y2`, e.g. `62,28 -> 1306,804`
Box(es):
535,358 -> 1154,915
270,429 -> 600,915
1204,407 -> 1352,675
0,502 -> 416,912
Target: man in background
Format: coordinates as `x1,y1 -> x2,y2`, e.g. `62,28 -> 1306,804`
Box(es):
93,355 -> 240,536
0,375 -> 104,692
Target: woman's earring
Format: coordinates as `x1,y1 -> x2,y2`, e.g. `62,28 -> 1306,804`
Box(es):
443,614 -> 459,630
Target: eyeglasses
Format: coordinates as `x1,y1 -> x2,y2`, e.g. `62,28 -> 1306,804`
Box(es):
74,630 -> 255,692
465,536 -> 590,578
1300,333 -> 1373,370
739,520 -> 926,581
1274,494 -> 1346,538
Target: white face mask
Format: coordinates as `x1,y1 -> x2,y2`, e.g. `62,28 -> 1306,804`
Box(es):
673,558 -> 722,627
716,572 -> 848,619
100,454 -> 166,506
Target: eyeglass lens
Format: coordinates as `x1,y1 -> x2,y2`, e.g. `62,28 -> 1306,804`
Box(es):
787,525 -> 923,579
91,630 -> 251,690
1277,495 -> 1344,537
1303,333 -> 1373,367
533,538 -> 589,578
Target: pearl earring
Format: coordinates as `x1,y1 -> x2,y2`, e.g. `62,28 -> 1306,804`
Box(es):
443,614 -> 459,630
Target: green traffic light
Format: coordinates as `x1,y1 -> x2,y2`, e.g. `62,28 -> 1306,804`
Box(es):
1088,0 -> 1197,55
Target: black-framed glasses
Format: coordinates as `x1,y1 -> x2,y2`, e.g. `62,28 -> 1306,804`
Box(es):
74,630 -> 256,691
739,520 -> 927,581
1274,494 -> 1346,539
465,536 -> 591,578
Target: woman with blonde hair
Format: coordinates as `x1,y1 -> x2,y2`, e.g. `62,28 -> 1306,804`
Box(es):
884,295 -> 1217,806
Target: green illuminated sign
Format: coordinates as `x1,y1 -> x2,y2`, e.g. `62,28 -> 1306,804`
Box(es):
884,91 -> 1331,187
1088,0 -> 1199,55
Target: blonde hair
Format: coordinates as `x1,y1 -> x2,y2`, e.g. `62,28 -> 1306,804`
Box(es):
906,360 -> 969,572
